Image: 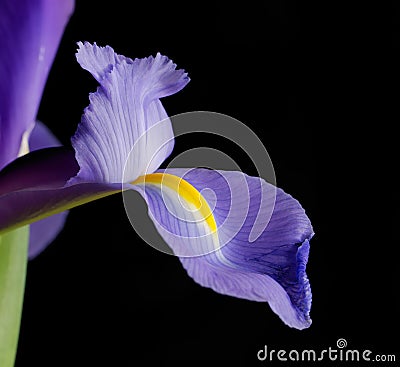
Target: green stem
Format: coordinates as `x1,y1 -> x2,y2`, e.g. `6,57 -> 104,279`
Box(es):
0,226 -> 29,367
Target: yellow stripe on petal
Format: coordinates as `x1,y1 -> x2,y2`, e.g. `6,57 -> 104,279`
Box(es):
133,173 -> 217,233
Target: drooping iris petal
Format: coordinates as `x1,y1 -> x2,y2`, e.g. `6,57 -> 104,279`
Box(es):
70,42 -> 189,184
132,168 -> 313,329
0,0 -> 74,170
0,45 -> 189,234
28,122 -> 68,259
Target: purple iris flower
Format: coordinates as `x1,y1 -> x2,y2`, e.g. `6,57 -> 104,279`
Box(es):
0,0 -> 314,331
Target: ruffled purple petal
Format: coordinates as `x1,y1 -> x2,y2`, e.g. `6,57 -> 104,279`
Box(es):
75,42 -> 122,82
70,42 -> 189,184
28,122 -> 67,259
0,0 -> 74,169
133,168 -> 314,329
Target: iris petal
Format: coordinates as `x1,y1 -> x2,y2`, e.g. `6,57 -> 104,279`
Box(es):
132,168 -> 313,329
75,42 -> 122,82
0,0 -> 74,169
70,42 -> 189,184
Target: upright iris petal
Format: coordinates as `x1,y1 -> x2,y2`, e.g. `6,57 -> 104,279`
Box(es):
71,42 -> 188,183
0,0 -> 74,169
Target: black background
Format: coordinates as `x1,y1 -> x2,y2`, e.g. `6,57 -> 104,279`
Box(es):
16,1 -> 398,366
